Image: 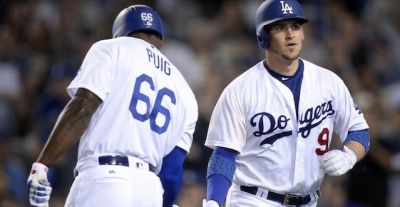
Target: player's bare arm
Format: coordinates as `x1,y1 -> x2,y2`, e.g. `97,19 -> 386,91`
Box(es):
345,140 -> 366,160
37,88 -> 102,165
27,88 -> 101,206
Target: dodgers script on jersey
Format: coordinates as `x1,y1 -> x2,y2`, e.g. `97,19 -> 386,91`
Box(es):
205,59 -> 368,194
67,37 -> 198,173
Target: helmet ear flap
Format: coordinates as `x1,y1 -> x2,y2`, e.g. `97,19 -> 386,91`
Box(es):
257,27 -> 269,49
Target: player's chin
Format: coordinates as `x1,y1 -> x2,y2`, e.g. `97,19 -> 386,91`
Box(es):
282,52 -> 300,61
286,47 -> 301,56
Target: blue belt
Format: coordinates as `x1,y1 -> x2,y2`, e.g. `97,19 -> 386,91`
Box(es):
240,185 -> 319,206
98,155 -> 156,173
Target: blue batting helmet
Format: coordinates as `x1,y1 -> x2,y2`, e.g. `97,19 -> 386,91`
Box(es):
255,0 -> 308,49
112,5 -> 165,39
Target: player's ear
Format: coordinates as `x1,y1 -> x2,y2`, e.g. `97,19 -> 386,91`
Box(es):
300,23 -> 308,41
300,26 -> 305,41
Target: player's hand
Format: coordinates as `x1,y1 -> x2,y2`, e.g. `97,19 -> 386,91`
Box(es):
320,146 -> 357,176
202,199 -> 219,207
27,162 -> 52,207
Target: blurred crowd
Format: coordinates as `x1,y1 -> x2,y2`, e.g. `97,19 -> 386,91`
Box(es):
0,0 -> 399,207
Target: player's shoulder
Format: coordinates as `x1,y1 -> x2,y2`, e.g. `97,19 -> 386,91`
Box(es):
94,37 -> 147,48
87,38 -> 135,55
302,59 -> 334,75
302,59 -> 344,83
88,38 -> 113,50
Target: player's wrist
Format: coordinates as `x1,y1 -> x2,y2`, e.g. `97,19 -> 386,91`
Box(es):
32,162 -> 49,172
343,146 -> 357,168
29,162 -> 50,182
36,160 -> 49,166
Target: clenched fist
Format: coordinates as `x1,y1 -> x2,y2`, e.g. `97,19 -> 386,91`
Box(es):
27,162 -> 52,207
320,146 -> 357,176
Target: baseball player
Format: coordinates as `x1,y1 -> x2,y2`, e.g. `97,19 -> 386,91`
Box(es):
27,5 -> 198,207
202,0 -> 370,206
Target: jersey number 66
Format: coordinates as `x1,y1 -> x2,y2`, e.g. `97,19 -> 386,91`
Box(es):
129,74 -> 176,134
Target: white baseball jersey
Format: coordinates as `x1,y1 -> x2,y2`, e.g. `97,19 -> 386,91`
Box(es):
205,59 -> 368,195
67,37 -> 198,173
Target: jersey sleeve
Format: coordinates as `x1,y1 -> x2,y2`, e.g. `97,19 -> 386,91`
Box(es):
176,93 -> 198,153
67,42 -> 115,100
205,88 -> 246,153
176,116 -> 197,153
333,79 -> 369,142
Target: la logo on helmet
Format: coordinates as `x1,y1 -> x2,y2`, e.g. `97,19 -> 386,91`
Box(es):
280,1 -> 293,14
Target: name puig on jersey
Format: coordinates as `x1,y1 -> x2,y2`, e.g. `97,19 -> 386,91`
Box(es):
146,48 -> 171,75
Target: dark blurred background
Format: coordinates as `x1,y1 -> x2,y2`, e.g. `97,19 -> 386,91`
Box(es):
0,0 -> 399,207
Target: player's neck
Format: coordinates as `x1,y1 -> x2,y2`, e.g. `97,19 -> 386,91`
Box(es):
131,33 -> 164,49
265,55 -> 299,76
